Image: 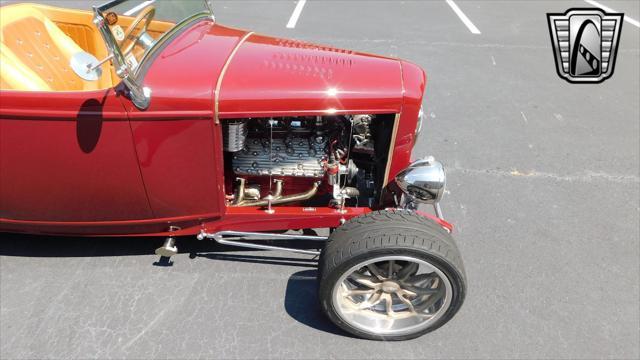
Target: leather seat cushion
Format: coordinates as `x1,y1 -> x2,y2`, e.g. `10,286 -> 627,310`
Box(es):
0,5 -> 112,91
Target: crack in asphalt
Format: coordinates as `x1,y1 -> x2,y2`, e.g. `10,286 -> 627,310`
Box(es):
448,167 -> 640,184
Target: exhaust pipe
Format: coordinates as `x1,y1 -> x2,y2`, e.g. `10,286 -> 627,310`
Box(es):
233,180 -> 320,207
232,178 -> 246,205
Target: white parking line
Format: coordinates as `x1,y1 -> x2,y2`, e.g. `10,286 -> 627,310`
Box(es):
584,0 -> 640,28
286,0 -> 307,29
124,0 -> 156,16
445,0 -> 481,34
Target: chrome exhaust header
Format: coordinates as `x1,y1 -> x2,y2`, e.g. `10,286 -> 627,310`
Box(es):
232,179 -> 320,207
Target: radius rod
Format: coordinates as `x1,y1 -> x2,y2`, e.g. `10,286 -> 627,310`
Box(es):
197,230 -> 327,255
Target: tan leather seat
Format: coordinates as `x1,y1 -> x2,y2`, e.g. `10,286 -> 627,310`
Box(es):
0,4 -> 112,91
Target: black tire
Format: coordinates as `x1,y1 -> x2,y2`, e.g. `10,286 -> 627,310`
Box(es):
318,210 -> 466,341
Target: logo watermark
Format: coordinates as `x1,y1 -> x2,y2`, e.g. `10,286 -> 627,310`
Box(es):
547,8 -> 623,83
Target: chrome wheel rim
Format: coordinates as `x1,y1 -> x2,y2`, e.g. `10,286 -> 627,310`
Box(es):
332,255 -> 453,336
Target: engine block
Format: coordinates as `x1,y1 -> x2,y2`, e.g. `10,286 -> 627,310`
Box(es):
231,136 -> 327,178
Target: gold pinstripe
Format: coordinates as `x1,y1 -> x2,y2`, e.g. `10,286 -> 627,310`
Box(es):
214,31 -> 254,124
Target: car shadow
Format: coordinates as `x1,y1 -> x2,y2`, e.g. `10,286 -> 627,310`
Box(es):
195,246 -> 349,336
0,232 -> 202,258
0,232 -> 322,259
283,269 -> 353,338
0,232 -> 349,337
76,98 -> 104,153
193,252 -> 318,268
0,231 -> 325,266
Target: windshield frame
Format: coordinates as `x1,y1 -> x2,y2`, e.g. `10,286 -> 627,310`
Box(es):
93,0 -> 214,109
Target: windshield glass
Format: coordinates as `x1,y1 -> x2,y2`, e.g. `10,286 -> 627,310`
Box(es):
94,0 -> 212,108
96,0 -> 211,72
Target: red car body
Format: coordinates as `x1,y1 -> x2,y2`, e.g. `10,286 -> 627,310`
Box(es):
0,3 -> 468,341
0,18 -> 426,237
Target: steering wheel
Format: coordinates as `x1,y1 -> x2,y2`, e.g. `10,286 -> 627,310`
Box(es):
118,5 -> 156,56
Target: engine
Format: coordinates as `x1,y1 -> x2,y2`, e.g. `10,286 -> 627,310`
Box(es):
224,117 -> 330,178
221,114 -> 388,208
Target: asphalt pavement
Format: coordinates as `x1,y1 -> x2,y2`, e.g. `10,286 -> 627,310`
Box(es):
1,0 -> 639,359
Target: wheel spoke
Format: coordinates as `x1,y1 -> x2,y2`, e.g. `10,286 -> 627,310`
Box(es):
396,291 -> 417,314
358,291 -> 383,309
397,262 -> 419,281
345,289 -> 376,296
414,288 -> 445,312
402,284 -> 440,297
407,273 -> 438,286
369,291 -> 384,306
366,263 -> 385,280
350,272 -> 380,289
382,293 -> 395,317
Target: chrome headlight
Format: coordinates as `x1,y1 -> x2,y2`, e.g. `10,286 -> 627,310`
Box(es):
395,156 -> 445,204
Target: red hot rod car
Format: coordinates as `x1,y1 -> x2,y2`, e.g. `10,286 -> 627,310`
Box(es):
0,1 -> 466,340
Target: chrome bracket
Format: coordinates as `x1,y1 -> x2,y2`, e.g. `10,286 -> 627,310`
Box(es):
434,202 -> 443,219
400,194 -> 445,220
197,230 -> 327,256
155,226 -> 181,257
265,194 -> 275,214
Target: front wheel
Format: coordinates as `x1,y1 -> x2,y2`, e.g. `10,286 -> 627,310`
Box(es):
318,210 -> 466,341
